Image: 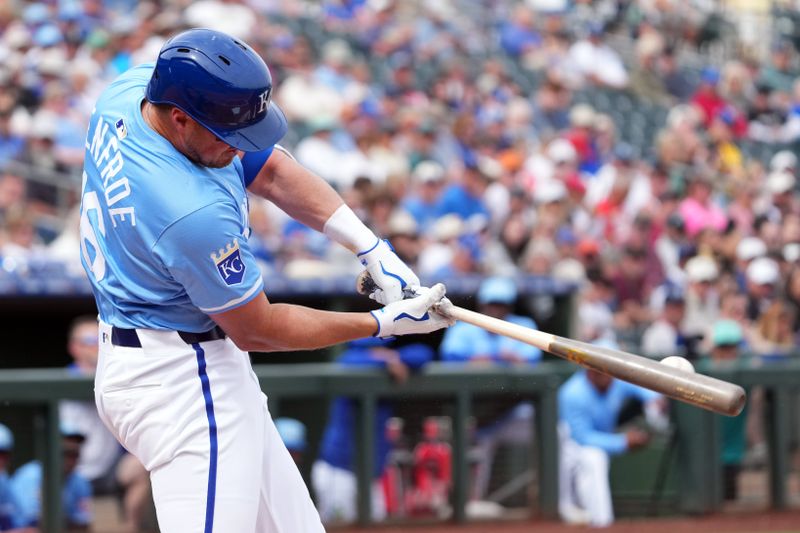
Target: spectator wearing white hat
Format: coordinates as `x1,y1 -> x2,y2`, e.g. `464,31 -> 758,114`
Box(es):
745,256 -> 780,322
682,255 -> 721,339
734,236 -> 767,289
402,161 -> 447,233
765,170 -> 797,221
563,104 -> 602,174
385,209 -> 421,272
769,150 -> 797,174
418,214 -> 474,278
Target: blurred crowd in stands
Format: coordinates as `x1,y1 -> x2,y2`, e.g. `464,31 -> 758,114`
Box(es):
1,0 -> 800,363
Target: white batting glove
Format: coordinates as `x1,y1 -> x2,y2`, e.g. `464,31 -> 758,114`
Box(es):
371,284 -> 455,338
358,239 -> 421,304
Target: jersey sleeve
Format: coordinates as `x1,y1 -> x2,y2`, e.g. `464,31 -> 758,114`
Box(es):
560,390 -> 628,455
240,146 -> 275,187
152,205 -> 264,315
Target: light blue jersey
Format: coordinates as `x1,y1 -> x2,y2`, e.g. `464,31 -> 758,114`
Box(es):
11,462 -> 92,528
439,314 -> 542,363
80,64 -> 270,331
558,371 -> 660,455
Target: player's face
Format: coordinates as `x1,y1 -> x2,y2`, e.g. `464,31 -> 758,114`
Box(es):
182,118 -> 238,168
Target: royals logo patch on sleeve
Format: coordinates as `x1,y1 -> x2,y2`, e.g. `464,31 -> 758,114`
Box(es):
211,239 -> 245,285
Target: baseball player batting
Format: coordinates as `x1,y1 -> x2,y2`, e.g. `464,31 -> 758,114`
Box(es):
80,28 -> 453,532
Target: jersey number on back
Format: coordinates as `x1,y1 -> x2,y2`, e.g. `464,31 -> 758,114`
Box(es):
80,185 -> 107,281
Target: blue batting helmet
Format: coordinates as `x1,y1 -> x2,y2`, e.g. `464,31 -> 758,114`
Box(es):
146,28 -> 287,152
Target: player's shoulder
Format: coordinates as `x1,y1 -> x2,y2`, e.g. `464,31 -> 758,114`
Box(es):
98,63 -> 154,106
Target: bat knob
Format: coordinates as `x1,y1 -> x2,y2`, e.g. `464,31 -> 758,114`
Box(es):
357,270 -> 378,295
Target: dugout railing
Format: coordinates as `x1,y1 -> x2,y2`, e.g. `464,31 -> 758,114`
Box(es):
0,358 -> 796,532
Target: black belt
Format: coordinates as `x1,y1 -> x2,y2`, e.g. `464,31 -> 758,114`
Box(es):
111,326 -> 226,348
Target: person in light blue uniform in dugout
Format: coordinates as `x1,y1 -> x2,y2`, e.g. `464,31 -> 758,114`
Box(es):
558,351 -> 666,527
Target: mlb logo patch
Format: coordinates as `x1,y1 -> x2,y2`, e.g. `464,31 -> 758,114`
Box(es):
115,118 -> 127,140
211,239 -> 245,285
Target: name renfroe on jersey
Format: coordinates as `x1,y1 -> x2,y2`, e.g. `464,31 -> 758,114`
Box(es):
84,116 -> 136,228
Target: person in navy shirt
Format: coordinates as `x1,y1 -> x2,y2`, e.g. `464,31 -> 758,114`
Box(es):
312,337 -> 433,524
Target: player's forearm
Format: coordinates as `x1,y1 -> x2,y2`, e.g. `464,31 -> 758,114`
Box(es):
251,150 -> 378,253
238,303 -> 378,352
251,149 -> 348,236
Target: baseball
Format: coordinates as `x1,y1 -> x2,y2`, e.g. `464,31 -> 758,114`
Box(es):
660,356 -> 695,373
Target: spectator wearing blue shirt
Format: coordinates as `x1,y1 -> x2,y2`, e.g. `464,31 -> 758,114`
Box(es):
440,277 -> 541,501
0,102 -> 25,169
440,277 -> 541,365
558,358 -> 664,527
11,425 -> 92,531
435,163 -> 491,221
0,424 -> 25,532
499,6 -> 542,57
312,337 -> 434,524
402,161 -> 447,233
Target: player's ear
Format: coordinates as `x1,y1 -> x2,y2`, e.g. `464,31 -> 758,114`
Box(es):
171,107 -> 191,131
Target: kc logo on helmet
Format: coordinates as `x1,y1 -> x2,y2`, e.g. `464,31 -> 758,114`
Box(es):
211,238 -> 245,285
257,89 -> 271,114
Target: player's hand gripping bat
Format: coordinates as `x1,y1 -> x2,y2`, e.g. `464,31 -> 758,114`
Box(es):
357,272 -> 745,416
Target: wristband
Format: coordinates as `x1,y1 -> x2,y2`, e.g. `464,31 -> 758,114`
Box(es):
323,204 -> 378,254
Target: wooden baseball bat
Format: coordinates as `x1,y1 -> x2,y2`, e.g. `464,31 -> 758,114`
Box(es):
357,273 -> 746,417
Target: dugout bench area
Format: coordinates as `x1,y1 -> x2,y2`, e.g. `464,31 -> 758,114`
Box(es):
0,359 -> 798,532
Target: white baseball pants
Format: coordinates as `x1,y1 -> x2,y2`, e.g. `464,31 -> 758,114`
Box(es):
94,322 -> 325,533
310,459 -> 386,524
558,423 -> 613,527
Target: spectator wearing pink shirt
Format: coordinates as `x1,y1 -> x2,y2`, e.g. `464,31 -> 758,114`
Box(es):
678,173 -> 728,238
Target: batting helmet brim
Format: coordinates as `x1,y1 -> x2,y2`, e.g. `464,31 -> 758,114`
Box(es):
212,100 -> 288,152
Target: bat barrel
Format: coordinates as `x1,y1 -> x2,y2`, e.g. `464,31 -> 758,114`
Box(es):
439,304 -> 745,417
548,338 -> 746,417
